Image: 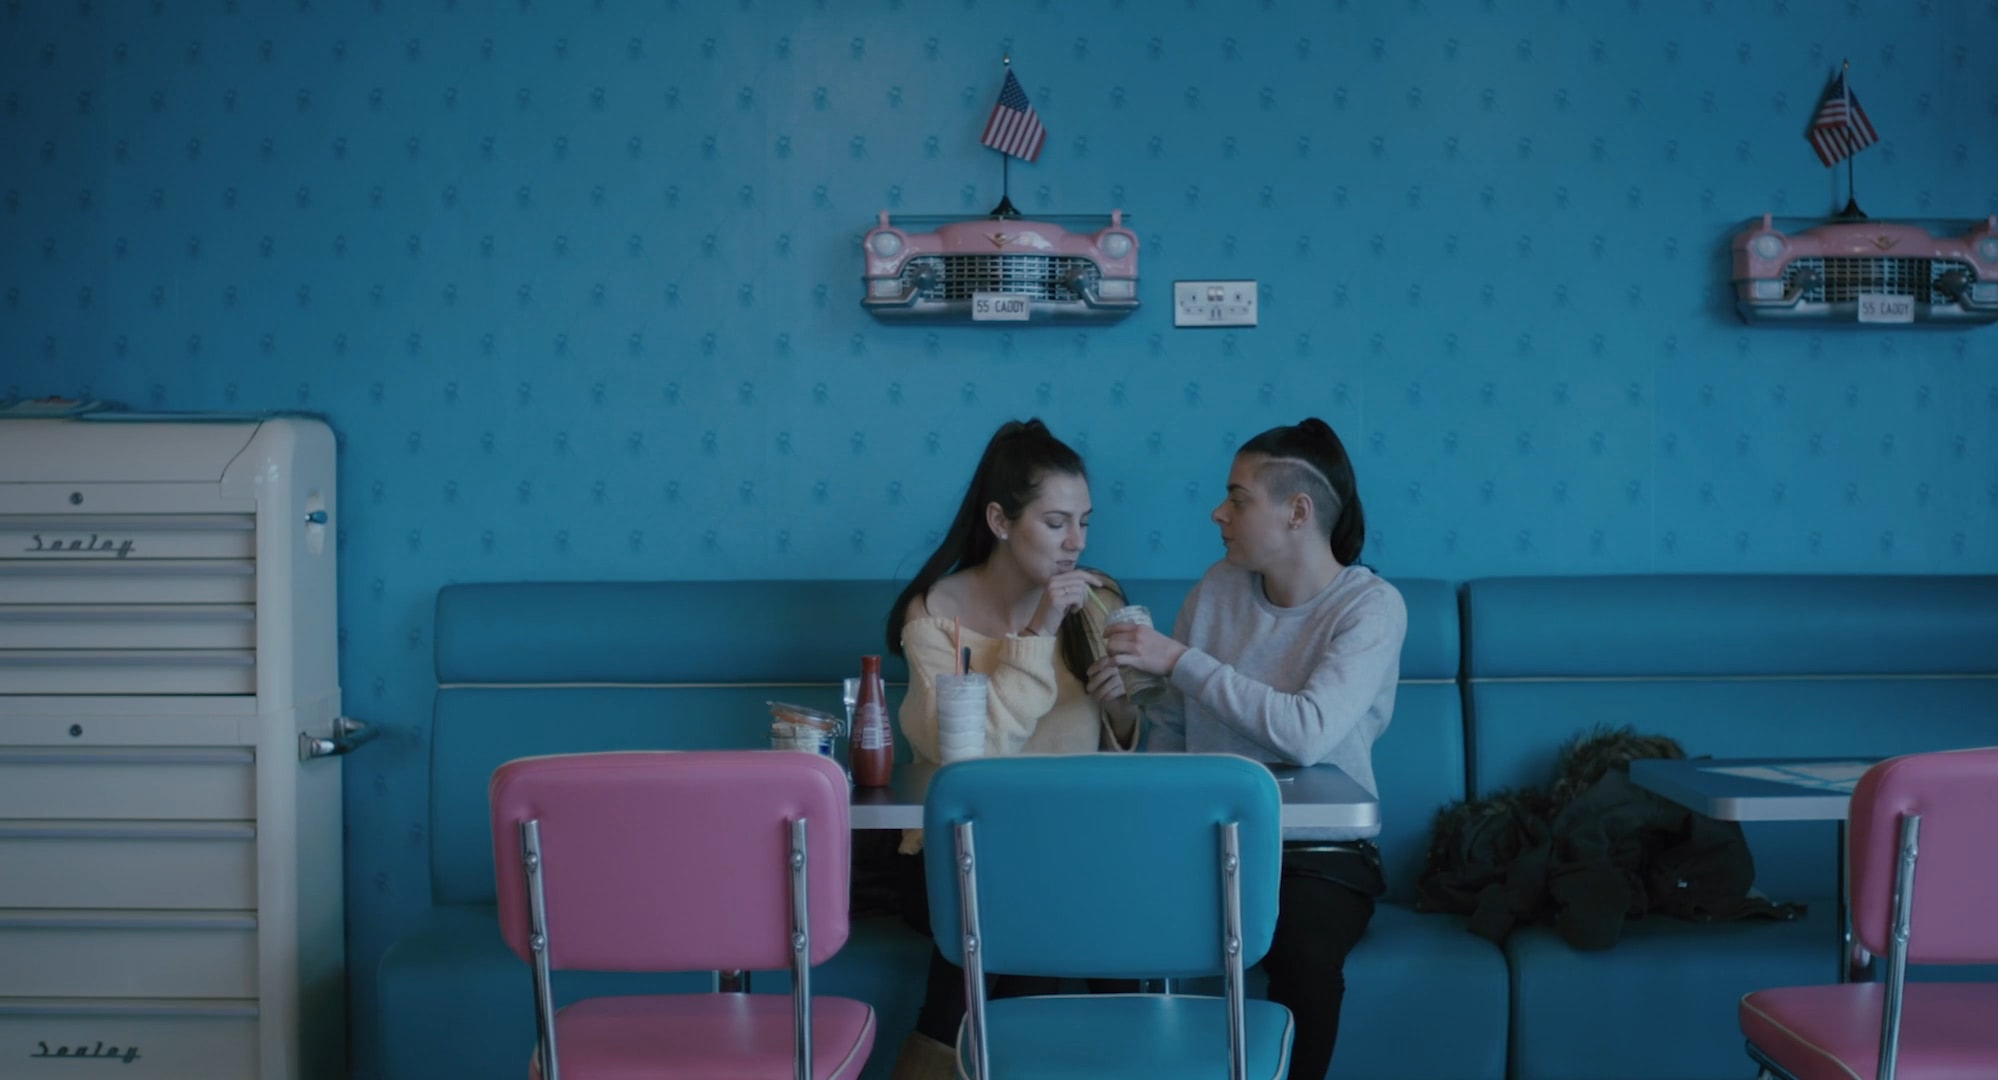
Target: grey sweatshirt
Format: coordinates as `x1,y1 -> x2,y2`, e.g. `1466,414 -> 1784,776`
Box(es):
1146,560 -> 1406,839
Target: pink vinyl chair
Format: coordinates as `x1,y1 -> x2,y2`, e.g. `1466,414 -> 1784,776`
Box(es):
490,751 -> 876,1080
1738,746 -> 1998,1080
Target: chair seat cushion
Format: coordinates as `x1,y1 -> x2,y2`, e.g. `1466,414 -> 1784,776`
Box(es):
379,905 -> 928,1080
1741,981 -> 1998,1080
533,993 -> 876,1080
959,994 -> 1292,1079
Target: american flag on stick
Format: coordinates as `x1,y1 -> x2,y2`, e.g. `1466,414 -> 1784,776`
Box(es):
1806,68 -> 1878,168
981,67 -> 1046,163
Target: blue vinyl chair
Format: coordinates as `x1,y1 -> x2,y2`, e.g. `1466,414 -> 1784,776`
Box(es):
922,754 -> 1291,1080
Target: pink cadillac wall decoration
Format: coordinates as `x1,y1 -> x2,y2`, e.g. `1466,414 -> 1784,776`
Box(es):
1729,62 -> 1996,328
860,210 -> 1141,324
860,57 -> 1141,325
1729,214 -> 1998,327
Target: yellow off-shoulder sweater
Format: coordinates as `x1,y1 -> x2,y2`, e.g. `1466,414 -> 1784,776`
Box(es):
896,616 -> 1136,853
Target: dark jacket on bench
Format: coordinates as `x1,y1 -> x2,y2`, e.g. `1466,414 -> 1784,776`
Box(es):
1419,762 -> 1806,950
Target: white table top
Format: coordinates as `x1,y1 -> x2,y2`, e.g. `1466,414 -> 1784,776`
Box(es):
848,759 -> 1381,832
1629,757 -> 1876,822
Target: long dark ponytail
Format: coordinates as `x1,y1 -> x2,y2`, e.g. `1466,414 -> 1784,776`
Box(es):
1238,417 -> 1366,566
887,419 -> 1103,681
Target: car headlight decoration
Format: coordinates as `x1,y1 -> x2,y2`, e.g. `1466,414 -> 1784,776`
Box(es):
1729,213 -> 1998,326
861,211 -> 1139,322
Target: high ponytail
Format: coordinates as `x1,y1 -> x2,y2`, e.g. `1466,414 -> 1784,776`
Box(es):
1239,417 -> 1366,566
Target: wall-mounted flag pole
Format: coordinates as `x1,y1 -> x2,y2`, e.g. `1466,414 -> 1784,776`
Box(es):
1806,59 -> 1879,220
980,56 -> 1045,219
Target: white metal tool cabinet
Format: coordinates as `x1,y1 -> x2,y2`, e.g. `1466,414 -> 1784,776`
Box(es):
0,415 -> 366,1079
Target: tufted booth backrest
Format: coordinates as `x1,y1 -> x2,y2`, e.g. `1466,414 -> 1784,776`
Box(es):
429,576 -> 1466,907
1462,574 -> 1998,901
431,580 -> 909,905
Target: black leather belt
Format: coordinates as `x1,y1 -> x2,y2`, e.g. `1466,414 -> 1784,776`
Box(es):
1280,839 -> 1386,897
1283,839 -> 1378,855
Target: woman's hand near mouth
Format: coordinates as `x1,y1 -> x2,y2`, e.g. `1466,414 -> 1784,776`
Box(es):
1024,568 -> 1105,636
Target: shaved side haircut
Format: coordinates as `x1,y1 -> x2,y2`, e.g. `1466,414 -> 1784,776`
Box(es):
1255,457 -> 1342,542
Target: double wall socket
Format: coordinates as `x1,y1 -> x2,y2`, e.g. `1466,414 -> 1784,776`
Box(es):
1172,280 -> 1258,328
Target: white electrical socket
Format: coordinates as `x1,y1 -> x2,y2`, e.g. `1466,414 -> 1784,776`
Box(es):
1173,280 -> 1258,328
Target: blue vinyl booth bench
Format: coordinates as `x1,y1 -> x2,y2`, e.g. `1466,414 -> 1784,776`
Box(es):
375,574 -> 1998,1080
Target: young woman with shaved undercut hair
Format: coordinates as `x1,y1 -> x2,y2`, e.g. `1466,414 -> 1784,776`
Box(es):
1102,417 -> 1407,1080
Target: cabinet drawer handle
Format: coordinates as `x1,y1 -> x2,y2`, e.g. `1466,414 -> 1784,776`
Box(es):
299,715 -> 377,761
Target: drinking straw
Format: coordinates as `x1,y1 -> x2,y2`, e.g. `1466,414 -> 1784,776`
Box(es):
953,617 -> 963,675
1087,587 -> 1113,618
962,646 -> 973,676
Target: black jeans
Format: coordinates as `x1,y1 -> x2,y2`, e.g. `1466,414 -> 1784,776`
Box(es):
894,851 -> 1138,1044
1267,866 -> 1377,1080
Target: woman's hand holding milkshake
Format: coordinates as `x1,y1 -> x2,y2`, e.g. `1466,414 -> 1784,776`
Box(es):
1102,619 -> 1188,679
1084,658 -> 1127,703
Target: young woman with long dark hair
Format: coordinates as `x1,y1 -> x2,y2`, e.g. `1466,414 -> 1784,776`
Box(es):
883,418 -> 1137,1079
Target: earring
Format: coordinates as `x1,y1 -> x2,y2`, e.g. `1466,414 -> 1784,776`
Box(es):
999,533 -> 1009,541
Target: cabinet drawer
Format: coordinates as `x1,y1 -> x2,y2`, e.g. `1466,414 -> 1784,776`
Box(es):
0,998 -> 258,1079
0,604 -> 256,651
0,750 -> 255,820
0,560 -> 256,605
0,651 -> 256,696
0,702 -> 253,749
0,823 -> 256,910
0,912 -> 257,999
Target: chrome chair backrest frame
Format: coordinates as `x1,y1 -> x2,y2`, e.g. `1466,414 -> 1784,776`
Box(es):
1219,821 -> 1248,1080
952,821 -> 991,1080
1876,812 -> 1919,1080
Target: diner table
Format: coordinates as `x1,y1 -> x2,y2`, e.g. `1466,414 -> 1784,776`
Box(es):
848,758 -> 1382,832
1628,755 -> 1876,981
1626,756 -> 1870,822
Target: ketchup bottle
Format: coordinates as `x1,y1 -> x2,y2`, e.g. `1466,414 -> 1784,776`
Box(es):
850,655 -> 894,788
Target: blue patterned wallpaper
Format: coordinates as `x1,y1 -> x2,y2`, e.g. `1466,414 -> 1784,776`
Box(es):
4,1 -> 1996,1074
